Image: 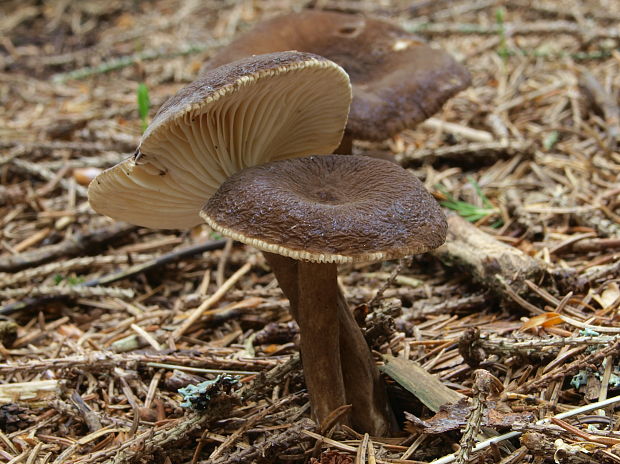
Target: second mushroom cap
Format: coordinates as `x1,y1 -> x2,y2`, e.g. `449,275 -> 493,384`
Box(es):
201,154 -> 448,263
201,11 -> 471,142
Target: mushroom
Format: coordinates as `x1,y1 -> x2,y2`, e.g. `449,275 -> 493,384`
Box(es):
88,51 -> 351,228
200,10 -> 471,153
201,154 -> 448,435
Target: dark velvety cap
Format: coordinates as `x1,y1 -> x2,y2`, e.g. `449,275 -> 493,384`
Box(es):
201,11 -> 471,140
88,51 -> 351,229
201,155 -> 447,263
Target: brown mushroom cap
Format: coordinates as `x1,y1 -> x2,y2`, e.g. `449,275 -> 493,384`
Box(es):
88,51 -> 351,229
201,11 -> 471,141
200,155 -> 447,263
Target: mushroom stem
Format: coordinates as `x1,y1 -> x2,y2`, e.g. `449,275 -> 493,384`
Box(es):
263,252 -> 395,435
333,132 -> 353,154
296,260 -> 348,425
336,290 -> 397,436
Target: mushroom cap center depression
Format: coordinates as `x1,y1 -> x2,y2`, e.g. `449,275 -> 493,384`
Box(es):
201,155 -> 447,263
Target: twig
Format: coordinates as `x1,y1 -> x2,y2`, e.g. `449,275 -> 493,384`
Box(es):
239,354 -> 301,403
0,285 -> 134,300
456,370 -> 502,463
77,354 -> 301,464
0,239 -> 227,314
480,335 -> 620,354
0,254 -> 154,287
579,69 -> 620,150
396,141 -> 533,167
10,158 -> 88,198
432,214 -> 549,302
432,395 -> 620,464
0,222 -> 137,273
0,351 -> 277,375
0,140 -> 123,153
208,394 -> 303,461
51,42 -> 225,83
145,363 -> 258,375
0,380 -> 61,404
402,20 -> 620,40
508,0 -> 620,22
172,261 -> 253,341
514,341 -> 620,394
421,118 -> 494,143
207,418 -> 316,464
582,259 -> 620,282
367,261 -> 405,309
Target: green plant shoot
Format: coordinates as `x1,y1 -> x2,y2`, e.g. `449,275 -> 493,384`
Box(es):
137,83 -> 150,132
437,178 -> 502,226
495,7 -> 509,60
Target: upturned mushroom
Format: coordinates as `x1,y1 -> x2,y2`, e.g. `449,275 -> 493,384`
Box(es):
200,10 -> 471,153
88,51 -> 351,227
201,154 -> 448,435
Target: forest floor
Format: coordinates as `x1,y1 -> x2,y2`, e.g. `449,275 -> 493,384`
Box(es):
1,0 -> 620,463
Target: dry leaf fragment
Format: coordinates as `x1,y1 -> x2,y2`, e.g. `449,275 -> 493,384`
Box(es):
522,312 -> 563,330
404,398 -> 534,434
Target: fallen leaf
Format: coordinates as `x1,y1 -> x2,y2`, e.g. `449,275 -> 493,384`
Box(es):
522,312 -> 563,330
405,398 -> 534,434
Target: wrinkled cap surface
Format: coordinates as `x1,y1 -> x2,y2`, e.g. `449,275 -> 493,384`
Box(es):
88,51 -> 351,229
202,11 -> 471,141
201,155 -> 447,263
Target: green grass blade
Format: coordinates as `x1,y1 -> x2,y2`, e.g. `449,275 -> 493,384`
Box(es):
137,83 -> 151,132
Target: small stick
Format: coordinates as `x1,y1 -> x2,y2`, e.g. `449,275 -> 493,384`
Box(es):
207,417 -> 317,464
12,228 -> 51,254
172,261 -> 253,341
579,69 -> 620,149
558,315 -> 620,334
432,214 -> 548,303
0,351 -> 276,375
51,41 -> 226,83
216,238 -> 233,288
432,394 -> 620,464
355,433 -> 369,464
367,437 -> 377,464
0,239 -> 227,314
396,141 -> 532,167
78,354 -> 300,464
551,417 -> 620,446
0,139 -> 122,153
0,285 -> 134,300
145,363 -> 257,376
480,334 -> 620,352
367,261 -> 405,309
0,222 -> 137,273
456,370 -> 502,463
0,380 -> 61,404
130,324 -> 162,351
515,341 -> 620,394
10,158 -> 88,198
400,434 -> 427,460
0,254 -> 155,287
421,118 -> 494,143
208,394 -> 302,461
402,20 -> 620,40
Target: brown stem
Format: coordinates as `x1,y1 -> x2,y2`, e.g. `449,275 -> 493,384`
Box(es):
296,261 -> 348,425
263,253 -> 299,317
336,290 -> 397,436
263,252 -> 395,435
333,131 -> 353,155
